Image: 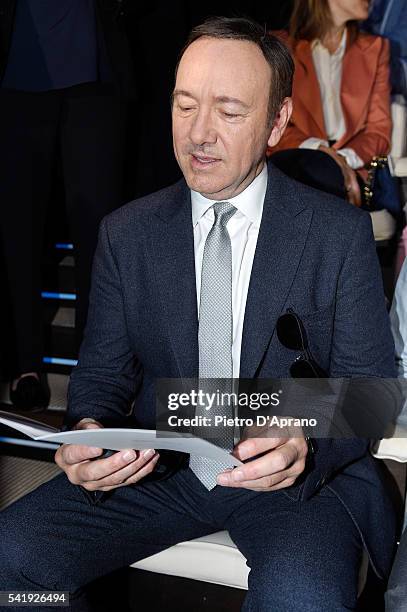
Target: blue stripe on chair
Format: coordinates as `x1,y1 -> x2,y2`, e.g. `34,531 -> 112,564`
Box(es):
43,357 -> 78,366
55,243 -> 74,250
41,292 -> 76,300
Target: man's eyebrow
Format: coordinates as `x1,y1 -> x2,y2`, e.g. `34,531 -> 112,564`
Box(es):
172,89 -> 196,99
171,91 -> 249,109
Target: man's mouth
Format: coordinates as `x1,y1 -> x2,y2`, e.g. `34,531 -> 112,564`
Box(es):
191,154 -> 220,166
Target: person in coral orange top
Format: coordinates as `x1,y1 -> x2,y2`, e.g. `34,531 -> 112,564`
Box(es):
268,0 -> 392,208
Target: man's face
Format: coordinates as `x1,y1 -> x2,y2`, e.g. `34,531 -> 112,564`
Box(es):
172,37 -> 276,200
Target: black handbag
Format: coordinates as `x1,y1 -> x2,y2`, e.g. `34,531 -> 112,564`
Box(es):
363,156 -> 401,217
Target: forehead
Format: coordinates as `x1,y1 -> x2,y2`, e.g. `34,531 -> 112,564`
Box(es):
175,37 -> 271,103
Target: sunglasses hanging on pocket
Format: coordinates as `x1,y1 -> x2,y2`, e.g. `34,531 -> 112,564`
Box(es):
276,308 -> 328,378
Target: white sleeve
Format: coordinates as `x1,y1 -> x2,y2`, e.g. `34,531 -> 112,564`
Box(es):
299,137 -> 329,150
337,148 -> 365,170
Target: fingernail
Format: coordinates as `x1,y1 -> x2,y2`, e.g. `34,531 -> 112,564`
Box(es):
90,448 -> 102,457
217,474 -> 228,485
123,450 -> 136,462
232,470 -> 244,481
238,444 -> 253,460
142,448 -> 155,460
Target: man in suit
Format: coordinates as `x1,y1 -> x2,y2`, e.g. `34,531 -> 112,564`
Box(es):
0,16 -> 398,612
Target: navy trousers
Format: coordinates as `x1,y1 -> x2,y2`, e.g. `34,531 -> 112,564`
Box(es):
385,526 -> 407,611
0,464 -> 363,611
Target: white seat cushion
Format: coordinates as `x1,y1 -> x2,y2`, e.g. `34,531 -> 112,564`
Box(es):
393,157 -> 407,178
390,98 -> 407,160
370,209 -> 396,242
131,530 -> 249,589
372,425 -> 407,462
131,529 -> 368,594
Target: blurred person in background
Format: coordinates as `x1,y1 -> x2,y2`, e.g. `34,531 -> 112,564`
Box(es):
386,256 -> 407,611
269,0 -> 392,209
0,0 -> 137,409
363,0 -> 407,100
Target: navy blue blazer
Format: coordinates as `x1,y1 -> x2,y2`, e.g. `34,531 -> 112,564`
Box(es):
65,161 -> 398,579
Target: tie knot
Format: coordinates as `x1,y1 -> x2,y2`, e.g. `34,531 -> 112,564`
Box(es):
213,202 -> 237,227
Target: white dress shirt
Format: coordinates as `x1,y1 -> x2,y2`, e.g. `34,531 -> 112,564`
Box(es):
191,164 -> 267,379
300,29 -> 364,170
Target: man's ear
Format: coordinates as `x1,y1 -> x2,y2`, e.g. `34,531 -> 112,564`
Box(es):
267,97 -> 293,149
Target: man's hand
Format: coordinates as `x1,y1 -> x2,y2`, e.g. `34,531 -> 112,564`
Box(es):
319,144 -> 362,207
216,426 -> 308,491
54,418 -> 159,492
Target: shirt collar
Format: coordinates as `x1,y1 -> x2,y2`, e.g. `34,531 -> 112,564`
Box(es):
191,163 -> 268,228
312,27 -> 347,57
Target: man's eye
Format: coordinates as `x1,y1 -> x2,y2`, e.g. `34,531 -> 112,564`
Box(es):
179,106 -> 195,112
223,112 -> 240,118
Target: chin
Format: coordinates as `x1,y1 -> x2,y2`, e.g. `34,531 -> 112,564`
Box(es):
357,10 -> 369,20
187,178 -> 223,197
183,171 -> 224,196
357,2 -> 369,19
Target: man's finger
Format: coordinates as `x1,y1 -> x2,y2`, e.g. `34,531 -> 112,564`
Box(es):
73,420 -> 104,431
94,454 -> 161,491
238,475 -> 298,492
226,443 -> 298,484
217,466 -> 296,489
77,448 -> 147,482
233,435 -> 287,461
56,420 -> 105,466
59,444 -> 104,466
217,451 -> 306,489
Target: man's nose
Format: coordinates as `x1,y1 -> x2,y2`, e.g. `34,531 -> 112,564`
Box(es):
189,108 -> 217,146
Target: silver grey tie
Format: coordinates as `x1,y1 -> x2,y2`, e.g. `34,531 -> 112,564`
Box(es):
190,201 -> 237,489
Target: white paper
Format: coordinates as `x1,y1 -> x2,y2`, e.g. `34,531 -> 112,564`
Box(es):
0,410 -> 59,437
0,410 -> 242,466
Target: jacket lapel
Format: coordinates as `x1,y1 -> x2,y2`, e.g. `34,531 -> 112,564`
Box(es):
240,164 -> 313,379
294,40 -> 326,138
148,168 -> 313,380
337,35 -> 381,149
149,181 -> 199,378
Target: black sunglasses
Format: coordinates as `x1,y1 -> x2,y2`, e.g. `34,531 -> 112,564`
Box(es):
276,308 -> 328,378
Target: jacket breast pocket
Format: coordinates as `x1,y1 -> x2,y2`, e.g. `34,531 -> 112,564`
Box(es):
292,304 -> 335,370
298,303 -> 334,326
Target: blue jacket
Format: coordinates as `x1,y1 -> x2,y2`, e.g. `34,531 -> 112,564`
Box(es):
65,161 -> 398,579
363,0 -> 407,97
